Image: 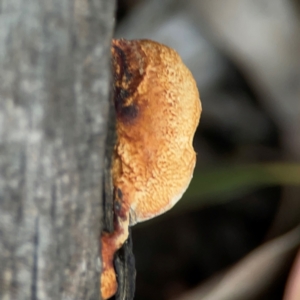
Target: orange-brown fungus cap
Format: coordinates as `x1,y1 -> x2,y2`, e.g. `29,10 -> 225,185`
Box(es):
112,39 -> 201,225
101,39 -> 201,300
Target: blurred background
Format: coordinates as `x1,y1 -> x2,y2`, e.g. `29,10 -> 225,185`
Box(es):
114,1 -> 300,299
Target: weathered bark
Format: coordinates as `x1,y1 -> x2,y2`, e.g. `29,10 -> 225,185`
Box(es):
0,1 -> 115,299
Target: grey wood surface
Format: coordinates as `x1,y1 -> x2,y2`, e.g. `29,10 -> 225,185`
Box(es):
0,1 -> 115,299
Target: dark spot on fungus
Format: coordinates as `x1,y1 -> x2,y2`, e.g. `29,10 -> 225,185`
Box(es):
114,87 -> 130,110
114,87 -> 139,123
112,45 -> 132,83
117,188 -> 123,201
120,104 -> 138,123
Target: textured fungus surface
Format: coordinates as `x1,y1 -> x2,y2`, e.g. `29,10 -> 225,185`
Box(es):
101,39 -> 201,299
112,39 -> 201,224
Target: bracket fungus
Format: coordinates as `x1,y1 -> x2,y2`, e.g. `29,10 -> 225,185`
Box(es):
101,39 -> 202,299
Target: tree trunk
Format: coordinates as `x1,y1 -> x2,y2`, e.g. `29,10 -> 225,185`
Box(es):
0,1 -> 115,299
